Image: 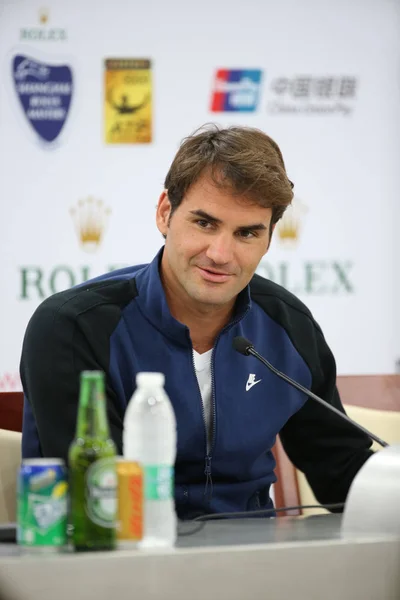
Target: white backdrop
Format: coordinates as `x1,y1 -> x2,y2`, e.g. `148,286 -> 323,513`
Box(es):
0,0 -> 399,391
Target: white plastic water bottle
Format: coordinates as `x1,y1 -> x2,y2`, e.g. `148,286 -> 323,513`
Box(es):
123,372 -> 177,548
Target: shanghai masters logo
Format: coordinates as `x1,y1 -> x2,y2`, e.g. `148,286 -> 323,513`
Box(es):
12,54 -> 73,144
104,58 -> 152,144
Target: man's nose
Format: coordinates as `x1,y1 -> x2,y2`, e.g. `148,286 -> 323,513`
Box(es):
205,233 -> 234,265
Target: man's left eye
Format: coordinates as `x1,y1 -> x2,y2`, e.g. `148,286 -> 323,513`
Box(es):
196,219 -> 210,228
238,230 -> 255,239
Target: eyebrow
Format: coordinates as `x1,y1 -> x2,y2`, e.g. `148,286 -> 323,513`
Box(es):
189,209 -> 267,232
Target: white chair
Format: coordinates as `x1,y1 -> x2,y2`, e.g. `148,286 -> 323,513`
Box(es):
273,375 -> 400,516
0,429 -> 22,523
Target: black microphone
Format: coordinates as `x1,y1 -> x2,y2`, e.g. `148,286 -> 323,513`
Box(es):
233,336 -> 388,448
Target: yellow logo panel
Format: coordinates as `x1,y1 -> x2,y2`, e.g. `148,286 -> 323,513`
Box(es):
104,59 -> 152,144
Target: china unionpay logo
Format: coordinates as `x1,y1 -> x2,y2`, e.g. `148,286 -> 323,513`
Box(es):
210,69 -> 262,112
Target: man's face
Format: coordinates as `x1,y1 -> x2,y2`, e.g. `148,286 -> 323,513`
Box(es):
156,174 -> 274,309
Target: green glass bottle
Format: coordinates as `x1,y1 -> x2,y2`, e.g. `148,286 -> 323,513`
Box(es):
69,371 -> 117,551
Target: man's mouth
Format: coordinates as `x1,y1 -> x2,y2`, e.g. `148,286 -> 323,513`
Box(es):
196,266 -> 232,283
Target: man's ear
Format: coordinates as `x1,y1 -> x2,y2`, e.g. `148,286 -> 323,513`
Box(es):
156,190 -> 171,236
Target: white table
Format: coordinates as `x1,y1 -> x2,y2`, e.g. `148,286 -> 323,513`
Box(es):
0,515 -> 399,600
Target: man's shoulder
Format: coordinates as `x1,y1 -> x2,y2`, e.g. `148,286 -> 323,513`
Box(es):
250,273 -> 316,326
29,265 -> 142,328
20,266 -> 145,389
249,274 -> 328,380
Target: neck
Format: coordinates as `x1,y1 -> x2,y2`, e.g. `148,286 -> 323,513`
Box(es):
160,260 -> 235,353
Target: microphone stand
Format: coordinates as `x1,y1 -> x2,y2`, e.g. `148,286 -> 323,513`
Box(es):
246,345 -> 388,449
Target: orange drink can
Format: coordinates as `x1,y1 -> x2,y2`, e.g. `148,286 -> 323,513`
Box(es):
116,458 -> 143,548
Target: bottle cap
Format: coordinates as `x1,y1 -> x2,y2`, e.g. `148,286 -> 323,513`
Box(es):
81,370 -> 104,380
136,372 -> 165,388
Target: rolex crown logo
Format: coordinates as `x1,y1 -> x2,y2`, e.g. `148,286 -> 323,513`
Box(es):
276,198 -> 307,248
277,214 -> 299,242
39,8 -> 49,25
70,197 -> 111,253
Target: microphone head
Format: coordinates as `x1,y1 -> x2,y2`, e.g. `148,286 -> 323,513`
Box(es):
233,336 -> 254,356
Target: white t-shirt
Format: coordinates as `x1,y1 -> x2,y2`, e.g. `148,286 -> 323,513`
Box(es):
193,349 -> 213,452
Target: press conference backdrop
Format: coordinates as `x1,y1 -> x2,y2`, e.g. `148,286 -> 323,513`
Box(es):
0,0 -> 399,392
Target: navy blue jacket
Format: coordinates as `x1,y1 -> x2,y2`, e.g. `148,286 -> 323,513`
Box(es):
20,249 -> 372,518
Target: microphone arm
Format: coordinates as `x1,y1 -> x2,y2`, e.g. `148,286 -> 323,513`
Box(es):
236,338 -> 388,448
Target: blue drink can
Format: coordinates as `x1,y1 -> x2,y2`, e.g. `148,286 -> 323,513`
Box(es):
17,458 -> 68,552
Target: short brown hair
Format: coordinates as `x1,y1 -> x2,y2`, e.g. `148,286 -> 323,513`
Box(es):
164,124 -> 294,232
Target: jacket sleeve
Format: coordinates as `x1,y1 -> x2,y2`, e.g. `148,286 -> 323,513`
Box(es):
20,296 -> 124,464
279,323 -> 374,508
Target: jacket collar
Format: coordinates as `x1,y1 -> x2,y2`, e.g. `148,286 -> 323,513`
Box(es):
134,247 -> 251,347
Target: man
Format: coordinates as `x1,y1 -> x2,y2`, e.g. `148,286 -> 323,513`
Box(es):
20,125 -> 372,519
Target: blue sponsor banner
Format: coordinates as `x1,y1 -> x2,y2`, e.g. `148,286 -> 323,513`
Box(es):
12,54 -> 73,144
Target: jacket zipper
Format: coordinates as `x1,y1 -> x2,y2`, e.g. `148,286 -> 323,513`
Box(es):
200,307 -> 250,503
205,349 -> 216,503
190,348 -> 213,501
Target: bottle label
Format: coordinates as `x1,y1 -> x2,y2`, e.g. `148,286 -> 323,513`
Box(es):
85,458 -> 117,528
144,465 -> 173,501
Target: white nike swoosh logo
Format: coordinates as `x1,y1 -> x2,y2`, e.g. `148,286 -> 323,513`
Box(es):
246,379 -> 261,391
